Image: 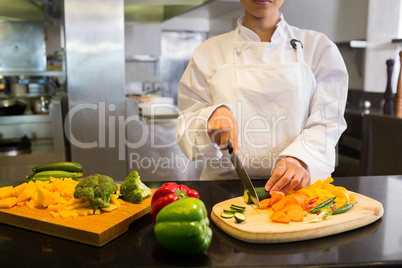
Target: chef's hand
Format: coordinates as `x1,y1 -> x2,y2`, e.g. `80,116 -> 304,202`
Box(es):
265,157 -> 310,195
207,106 -> 239,154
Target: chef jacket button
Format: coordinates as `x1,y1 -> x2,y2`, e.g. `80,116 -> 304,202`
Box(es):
236,48 -> 241,54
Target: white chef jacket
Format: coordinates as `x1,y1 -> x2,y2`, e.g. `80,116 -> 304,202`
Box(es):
176,14 -> 348,182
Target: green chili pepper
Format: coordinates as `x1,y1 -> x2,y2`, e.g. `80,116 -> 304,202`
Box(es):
332,202 -> 357,215
154,198 -> 212,254
309,196 -> 337,214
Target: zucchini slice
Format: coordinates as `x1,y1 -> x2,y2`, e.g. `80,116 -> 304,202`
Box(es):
230,204 -> 246,212
234,212 -> 247,223
221,212 -> 235,219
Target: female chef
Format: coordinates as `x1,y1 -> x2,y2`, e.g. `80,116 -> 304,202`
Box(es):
175,0 -> 348,194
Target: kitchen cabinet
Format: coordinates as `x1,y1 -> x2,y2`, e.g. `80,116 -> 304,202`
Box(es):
335,91 -> 402,177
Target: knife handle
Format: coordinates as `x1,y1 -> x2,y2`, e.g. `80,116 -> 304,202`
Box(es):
227,140 -> 234,154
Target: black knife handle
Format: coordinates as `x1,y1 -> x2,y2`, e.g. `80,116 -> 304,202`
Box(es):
227,140 -> 233,154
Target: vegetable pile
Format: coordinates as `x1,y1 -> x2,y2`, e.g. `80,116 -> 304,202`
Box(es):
151,182 -> 212,254
0,176 -> 124,218
264,177 -> 357,224
220,177 -> 357,224
0,163 -> 153,219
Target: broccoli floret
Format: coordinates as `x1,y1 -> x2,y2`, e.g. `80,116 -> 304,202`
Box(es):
74,174 -> 118,210
120,171 -> 152,204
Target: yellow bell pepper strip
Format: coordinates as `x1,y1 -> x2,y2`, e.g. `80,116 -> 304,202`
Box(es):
154,198 -> 212,254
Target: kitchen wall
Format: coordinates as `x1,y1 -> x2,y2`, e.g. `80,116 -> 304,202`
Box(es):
125,0 -> 402,94
124,17 -> 209,93
364,0 -> 402,93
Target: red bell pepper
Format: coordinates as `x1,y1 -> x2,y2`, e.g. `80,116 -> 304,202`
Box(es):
150,182 -> 199,223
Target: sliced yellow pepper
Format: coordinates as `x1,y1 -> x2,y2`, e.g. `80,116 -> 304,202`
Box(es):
295,188 -> 317,200
322,177 -> 334,185
334,197 -> 347,208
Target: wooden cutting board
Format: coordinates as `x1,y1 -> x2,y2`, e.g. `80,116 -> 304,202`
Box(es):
0,190 -> 155,247
211,191 -> 383,243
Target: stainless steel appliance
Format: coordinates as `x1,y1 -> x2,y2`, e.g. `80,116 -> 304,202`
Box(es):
0,94 -> 67,181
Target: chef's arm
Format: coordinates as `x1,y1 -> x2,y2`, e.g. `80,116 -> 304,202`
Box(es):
176,59 -> 233,161
270,38 -> 349,188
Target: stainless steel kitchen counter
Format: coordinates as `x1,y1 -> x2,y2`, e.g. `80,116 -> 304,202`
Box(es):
0,175 -> 401,267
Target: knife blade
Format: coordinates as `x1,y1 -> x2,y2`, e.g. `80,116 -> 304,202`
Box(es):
227,141 -> 261,208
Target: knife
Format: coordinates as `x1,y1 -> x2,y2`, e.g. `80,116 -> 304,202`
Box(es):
227,141 -> 261,208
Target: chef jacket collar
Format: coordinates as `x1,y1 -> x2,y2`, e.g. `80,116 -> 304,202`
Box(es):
236,13 -> 285,43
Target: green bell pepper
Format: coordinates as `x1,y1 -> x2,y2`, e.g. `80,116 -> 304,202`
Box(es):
154,198 -> 212,254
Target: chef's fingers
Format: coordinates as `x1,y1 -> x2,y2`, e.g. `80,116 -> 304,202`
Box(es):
280,169 -> 307,194
207,107 -> 238,151
269,168 -> 297,195
265,161 -> 287,192
219,129 -> 231,150
293,170 -> 310,191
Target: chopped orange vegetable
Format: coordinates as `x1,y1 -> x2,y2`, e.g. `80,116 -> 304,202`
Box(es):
58,210 -> 78,219
269,191 -> 285,206
334,197 -> 347,208
295,188 -> 317,200
285,194 -> 308,207
322,177 -> 334,184
0,186 -> 14,199
17,201 -> 26,207
271,198 -> 287,212
50,211 -> 60,218
282,204 -> 303,214
25,201 -> 35,210
258,198 -> 271,209
0,197 -> 17,208
37,186 -> 61,207
101,204 -> 118,212
331,186 -> 350,202
110,195 -> 121,207
16,181 -> 36,203
287,207 -> 304,222
66,197 -> 83,206
12,183 -> 27,198
270,211 -> 290,224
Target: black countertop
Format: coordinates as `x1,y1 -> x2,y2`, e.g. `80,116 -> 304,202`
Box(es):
1,176 -> 401,267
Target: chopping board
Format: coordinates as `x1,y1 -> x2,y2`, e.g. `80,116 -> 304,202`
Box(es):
0,189 -> 155,247
211,191 -> 383,243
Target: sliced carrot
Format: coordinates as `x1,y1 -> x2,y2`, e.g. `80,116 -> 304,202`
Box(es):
282,204 -> 303,214
269,191 -> 285,206
287,208 -> 304,222
285,194 -> 307,207
271,198 -> 287,212
270,211 -> 290,224
258,198 -> 271,209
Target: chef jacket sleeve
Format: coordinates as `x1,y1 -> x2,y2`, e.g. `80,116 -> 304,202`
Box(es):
176,57 -> 232,161
276,34 -> 348,182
